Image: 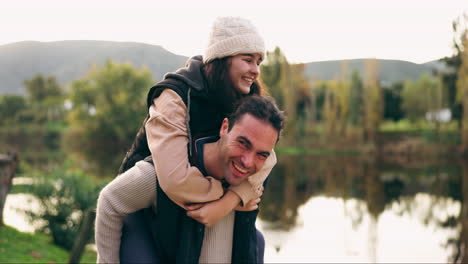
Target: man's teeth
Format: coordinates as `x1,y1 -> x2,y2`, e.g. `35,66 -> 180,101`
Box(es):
243,77 -> 253,82
233,163 -> 247,173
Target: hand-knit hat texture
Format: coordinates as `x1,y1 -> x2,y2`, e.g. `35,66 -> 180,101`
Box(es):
203,17 -> 265,63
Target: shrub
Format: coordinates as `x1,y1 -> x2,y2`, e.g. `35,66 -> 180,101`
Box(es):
25,163 -> 107,250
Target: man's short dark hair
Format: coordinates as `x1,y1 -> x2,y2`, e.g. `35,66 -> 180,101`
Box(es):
228,95 -> 285,141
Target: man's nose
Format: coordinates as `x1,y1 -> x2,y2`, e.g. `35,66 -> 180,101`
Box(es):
241,152 -> 255,168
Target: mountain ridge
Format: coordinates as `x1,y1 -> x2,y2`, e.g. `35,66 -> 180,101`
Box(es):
0,40 -> 188,94
0,41 -> 444,94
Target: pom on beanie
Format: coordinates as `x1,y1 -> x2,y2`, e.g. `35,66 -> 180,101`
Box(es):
204,17 -> 265,63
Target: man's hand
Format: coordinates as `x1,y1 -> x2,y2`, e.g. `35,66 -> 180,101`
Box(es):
186,190 -> 241,227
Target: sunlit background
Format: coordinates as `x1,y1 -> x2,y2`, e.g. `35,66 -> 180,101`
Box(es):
1,0 -> 467,63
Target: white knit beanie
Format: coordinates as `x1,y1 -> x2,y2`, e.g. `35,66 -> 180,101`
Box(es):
203,17 -> 265,63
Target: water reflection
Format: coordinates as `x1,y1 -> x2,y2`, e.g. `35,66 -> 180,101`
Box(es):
4,155 -> 468,262
258,154 -> 464,263
3,193 -> 41,232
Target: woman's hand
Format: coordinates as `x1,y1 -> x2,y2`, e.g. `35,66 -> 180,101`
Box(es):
235,197 -> 261,211
186,190 -> 241,227
235,185 -> 263,211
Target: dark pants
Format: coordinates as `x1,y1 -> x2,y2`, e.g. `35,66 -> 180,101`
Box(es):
120,209 -> 265,263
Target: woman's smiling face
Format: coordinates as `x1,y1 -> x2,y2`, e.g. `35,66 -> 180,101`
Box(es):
227,53 -> 263,94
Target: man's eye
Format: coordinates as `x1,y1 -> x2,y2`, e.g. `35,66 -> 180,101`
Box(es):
257,154 -> 267,160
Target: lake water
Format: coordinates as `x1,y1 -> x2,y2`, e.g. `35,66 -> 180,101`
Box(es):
3,193 -> 39,232
256,154 -> 465,263
4,154 -> 467,263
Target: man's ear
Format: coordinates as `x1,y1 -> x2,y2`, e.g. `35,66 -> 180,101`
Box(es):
220,118 -> 229,137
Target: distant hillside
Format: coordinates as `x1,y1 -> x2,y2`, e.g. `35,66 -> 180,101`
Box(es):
0,41 -> 446,94
0,41 -> 188,94
305,59 -> 443,85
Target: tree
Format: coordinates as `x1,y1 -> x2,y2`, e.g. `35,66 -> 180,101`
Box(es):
23,74 -> 65,123
25,163 -> 105,250
349,70 -> 364,125
291,63 -> 311,139
65,61 -> 153,177
401,74 -> 444,123
0,95 -> 27,125
312,81 -> 328,122
457,34 -> 468,152
24,74 -> 63,103
363,59 -> 383,144
401,78 -> 426,122
322,81 -> 339,137
261,47 -> 309,146
261,47 -> 288,109
441,13 -> 467,126
336,62 -> 351,136
382,82 -> 404,122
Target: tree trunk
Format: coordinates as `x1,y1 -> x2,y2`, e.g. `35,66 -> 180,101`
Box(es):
69,209 -> 96,264
0,153 -> 19,226
457,162 -> 468,263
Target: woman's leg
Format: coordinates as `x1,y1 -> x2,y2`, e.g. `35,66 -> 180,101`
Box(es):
120,209 -> 160,263
256,229 -> 265,264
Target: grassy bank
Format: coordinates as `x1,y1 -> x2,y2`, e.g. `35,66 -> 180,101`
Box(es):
276,146 -> 361,155
0,225 -> 96,263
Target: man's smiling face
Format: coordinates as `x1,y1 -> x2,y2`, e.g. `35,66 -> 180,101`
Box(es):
217,113 -> 278,186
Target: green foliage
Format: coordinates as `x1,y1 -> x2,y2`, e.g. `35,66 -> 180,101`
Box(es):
349,70 -> 364,125
401,74 -> 444,122
0,123 -> 65,168
380,120 -> 460,144
24,74 -> 63,103
291,64 -> 312,138
363,59 -> 383,143
322,81 -> 339,136
0,95 -> 27,125
380,119 -> 459,131
456,29 -> 468,149
441,13 -> 467,121
312,82 -> 327,121
383,82 -> 404,121
9,184 -> 32,195
276,146 -> 360,155
24,163 -> 107,250
22,74 -> 66,124
261,47 -> 287,108
0,75 -> 67,168
0,225 -> 96,263
314,71 -> 358,140
65,61 -> 153,177
322,64 -> 351,138
261,47 -> 312,145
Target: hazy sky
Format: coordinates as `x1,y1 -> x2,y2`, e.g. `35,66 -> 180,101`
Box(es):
1,0 -> 466,63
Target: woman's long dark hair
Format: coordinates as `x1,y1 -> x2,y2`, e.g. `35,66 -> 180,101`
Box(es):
118,56 -> 264,174
203,57 -> 263,115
